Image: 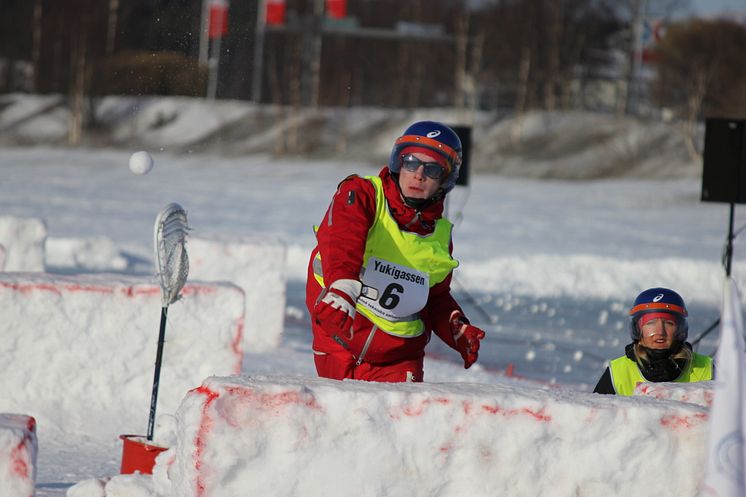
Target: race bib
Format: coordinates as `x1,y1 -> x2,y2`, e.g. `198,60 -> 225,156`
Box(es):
359,257 -> 429,321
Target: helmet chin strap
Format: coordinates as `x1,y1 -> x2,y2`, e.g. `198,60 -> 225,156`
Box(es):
402,193 -> 442,209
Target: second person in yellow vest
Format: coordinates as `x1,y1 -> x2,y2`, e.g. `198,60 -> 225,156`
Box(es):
594,287 -> 713,395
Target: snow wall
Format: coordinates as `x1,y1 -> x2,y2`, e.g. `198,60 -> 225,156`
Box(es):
188,235 -> 287,352
0,272 -> 244,443
0,215 -> 287,355
0,215 -> 46,271
156,375 -> 709,497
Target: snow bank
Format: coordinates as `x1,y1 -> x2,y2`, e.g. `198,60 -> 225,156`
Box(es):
479,110 -> 702,178
103,97 -> 253,149
0,215 -> 46,271
0,94 -> 705,180
0,272 -> 244,442
189,235 -> 287,352
160,375 -> 709,497
0,94 -> 68,143
458,254 -> 731,305
0,414 -> 37,497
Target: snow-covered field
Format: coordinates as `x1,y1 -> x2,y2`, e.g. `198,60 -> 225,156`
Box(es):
0,136 -> 742,496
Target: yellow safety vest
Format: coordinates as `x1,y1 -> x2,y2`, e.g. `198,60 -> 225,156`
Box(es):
314,175 -> 458,337
608,352 -> 713,396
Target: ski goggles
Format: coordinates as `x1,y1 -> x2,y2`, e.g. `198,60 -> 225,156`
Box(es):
401,154 -> 447,180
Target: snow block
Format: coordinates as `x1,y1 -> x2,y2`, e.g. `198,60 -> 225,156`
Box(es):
635,381 -> 713,408
163,375 -> 708,497
0,414 -> 37,497
45,235 -> 129,273
0,215 -> 46,271
0,273 -> 244,442
188,235 -> 286,352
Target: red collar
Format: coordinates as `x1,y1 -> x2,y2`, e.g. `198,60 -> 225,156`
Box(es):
379,167 -> 444,231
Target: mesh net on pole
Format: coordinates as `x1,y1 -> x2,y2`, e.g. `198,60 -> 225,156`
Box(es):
154,203 -> 190,307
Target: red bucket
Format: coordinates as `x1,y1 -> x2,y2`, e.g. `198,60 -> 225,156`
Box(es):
119,434 -> 168,475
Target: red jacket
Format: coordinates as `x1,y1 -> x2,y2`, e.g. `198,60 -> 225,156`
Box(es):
306,167 -> 465,364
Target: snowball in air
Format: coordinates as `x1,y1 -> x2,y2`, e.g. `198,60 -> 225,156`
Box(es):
129,151 -> 154,175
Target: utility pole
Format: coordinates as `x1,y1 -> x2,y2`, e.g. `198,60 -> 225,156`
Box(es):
626,0 -> 647,116
199,0 -> 210,68
302,0 -> 324,107
252,0 -> 267,103
310,0 -> 324,107
31,0 -> 43,92
206,0 -> 229,100
106,0 -> 119,55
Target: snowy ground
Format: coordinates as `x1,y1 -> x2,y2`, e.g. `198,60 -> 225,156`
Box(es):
0,145 -> 742,496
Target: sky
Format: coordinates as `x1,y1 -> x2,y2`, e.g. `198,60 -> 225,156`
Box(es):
0,98 -> 745,496
689,0 -> 746,16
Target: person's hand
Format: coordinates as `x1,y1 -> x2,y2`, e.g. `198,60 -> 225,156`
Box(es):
450,311 -> 486,369
313,279 -> 362,340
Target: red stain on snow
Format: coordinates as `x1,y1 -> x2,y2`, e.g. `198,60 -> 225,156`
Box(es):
220,386 -> 323,412
231,317 -> 244,373
181,286 -> 218,296
479,403 -> 551,422
191,385 -> 220,497
0,281 -> 64,295
190,384 -> 324,496
10,442 -> 29,479
583,408 -> 599,423
659,412 -> 708,430
0,280 -> 216,297
396,397 -> 451,417
4,415 -> 36,484
10,434 -> 35,482
390,398 -> 551,424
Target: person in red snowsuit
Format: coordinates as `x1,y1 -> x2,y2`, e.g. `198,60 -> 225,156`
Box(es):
306,121 -> 486,382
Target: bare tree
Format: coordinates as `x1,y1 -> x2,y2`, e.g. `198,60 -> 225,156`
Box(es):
475,0 -> 619,114
651,19 -> 746,159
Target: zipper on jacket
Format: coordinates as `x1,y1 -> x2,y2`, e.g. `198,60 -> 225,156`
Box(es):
355,325 -> 378,366
403,211 -> 421,230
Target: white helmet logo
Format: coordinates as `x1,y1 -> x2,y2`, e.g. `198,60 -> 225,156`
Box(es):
426,130 -> 441,138
653,294 -> 664,302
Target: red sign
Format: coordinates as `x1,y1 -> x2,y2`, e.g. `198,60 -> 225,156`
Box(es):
266,0 -> 286,26
326,0 -> 346,19
209,0 -> 229,39
641,19 -> 665,64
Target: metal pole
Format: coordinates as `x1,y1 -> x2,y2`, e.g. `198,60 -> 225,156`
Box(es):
309,0 -> 325,108
147,307 -> 168,441
106,0 -> 119,55
626,0 -> 647,115
726,202 -> 735,276
692,202 -> 737,351
31,0 -> 43,93
207,34 -> 222,100
252,0 -> 267,103
206,1 -> 228,100
199,0 -> 210,68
